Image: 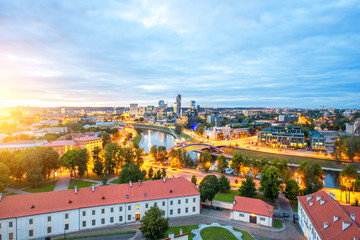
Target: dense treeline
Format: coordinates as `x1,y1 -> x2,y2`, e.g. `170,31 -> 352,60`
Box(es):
333,135 -> 360,162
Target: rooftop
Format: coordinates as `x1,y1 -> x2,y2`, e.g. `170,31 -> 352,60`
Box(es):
232,196 -> 273,217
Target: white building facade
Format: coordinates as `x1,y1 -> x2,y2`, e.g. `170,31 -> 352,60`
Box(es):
0,177 -> 200,240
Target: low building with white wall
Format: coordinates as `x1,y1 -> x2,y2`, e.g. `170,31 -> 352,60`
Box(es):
0,177 -> 200,240
298,190 -> 360,240
230,196 -> 273,227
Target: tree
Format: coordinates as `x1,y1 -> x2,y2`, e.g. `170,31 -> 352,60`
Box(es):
99,132 -> 111,147
92,160 -> 104,177
298,161 -> 324,194
340,165 -> 358,204
230,154 -> 244,175
199,175 -> 220,206
174,124 -> 182,136
0,162 -> 10,191
59,150 -> 79,180
118,163 -> 145,184
238,176 -> 256,198
191,175 -> 197,185
150,145 -> 158,159
197,125 -> 205,135
139,205 -> 169,240
201,152 -> 212,172
218,175 -> 230,192
156,146 -> 167,163
272,159 -> 291,182
135,149 -> 144,167
39,148 -> 59,180
217,155 -> 228,174
77,149 -> 89,178
259,165 -> 281,203
251,158 -> 267,178
148,167 -> 154,179
104,143 -> 121,175
284,179 -> 300,203
22,149 -> 45,187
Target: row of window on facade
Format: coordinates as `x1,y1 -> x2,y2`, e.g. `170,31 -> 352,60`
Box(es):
238,213 -> 266,221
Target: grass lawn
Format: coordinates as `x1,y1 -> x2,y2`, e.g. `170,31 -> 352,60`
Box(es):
222,147 -> 360,170
68,179 -> 98,189
132,133 -> 142,146
214,190 -> 278,209
233,228 -> 255,240
24,181 -> 55,193
110,178 -> 120,184
181,132 -> 198,143
85,172 -> 102,181
8,179 -> 30,189
200,227 -> 237,240
160,225 -> 199,240
54,230 -> 136,240
274,220 -> 283,229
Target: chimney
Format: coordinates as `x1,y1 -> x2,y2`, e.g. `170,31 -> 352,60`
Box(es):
316,195 -> 321,202
342,221 -> 351,231
91,184 -> 95,192
351,214 -> 355,222
169,232 -> 174,240
324,222 -> 329,229
163,177 -> 166,183
307,195 -> 312,201
180,229 -> 183,235
138,179 -> 141,186
330,193 -> 335,200
75,186 -> 78,194
334,215 -> 339,223
129,180 -> 132,187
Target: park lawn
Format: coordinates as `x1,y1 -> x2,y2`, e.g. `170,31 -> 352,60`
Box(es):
85,172 -> 102,181
68,179 -> 98,189
54,230 -> 136,240
181,132 -> 198,143
214,190 -> 238,202
233,228 -> 255,240
24,181 -> 55,193
274,220 -> 283,229
8,179 -> 30,189
222,147 -> 360,171
160,225 -> 199,240
110,178 -> 120,184
200,227 -> 237,240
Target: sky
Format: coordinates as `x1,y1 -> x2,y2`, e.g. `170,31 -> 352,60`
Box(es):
0,0 -> 359,108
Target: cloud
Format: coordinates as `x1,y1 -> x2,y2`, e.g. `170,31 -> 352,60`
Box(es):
0,0 -> 358,108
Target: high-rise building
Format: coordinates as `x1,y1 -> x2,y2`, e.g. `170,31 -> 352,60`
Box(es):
190,100 -> 196,109
158,100 -> 165,109
129,104 -> 138,116
176,94 -> 181,117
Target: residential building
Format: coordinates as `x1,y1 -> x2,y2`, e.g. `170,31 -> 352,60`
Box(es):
278,115 -> 299,123
298,190 -> 360,240
129,104 -> 138,117
257,126 -> 305,148
75,136 -> 103,153
309,130 -> 326,150
230,196 -> 273,227
175,94 -> 181,117
0,140 -> 48,153
346,118 -> 360,135
0,177 -> 200,240
204,127 -> 231,140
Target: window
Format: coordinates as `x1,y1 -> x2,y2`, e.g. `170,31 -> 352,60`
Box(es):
9,222 -> 13,228
65,224 -> 69,230
29,230 -> 33,237
178,200 -> 181,204
178,208 -> 181,214
65,213 -> 69,219
47,227 -> 52,234
186,199 -> 188,204
101,209 -> 105,214
128,215 -> 131,221
101,218 -> 105,224
128,205 -> 131,211
162,201 -> 165,206
82,221 -> 86,227
119,216 -> 123,222
193,198 -> 196,203
47,216 -> 51,222
9,233 -> 13,240
154,202 -> 157,207
82,211 -> 86,216
110,207 -> 114,213
193,207 -> 196,212
136,204 -> 139,209
170,209 -> 173,215
240,213 -> 244,217
110,217 -> 114,223
260,217 -> 265,221
185,207 -> 188,213
92,210 -> 96,215
119,206 -> 122,211
29,219 -> 33,225
145,203 -> 148,208
170,200 -> 173,205
92,220 -> 96,226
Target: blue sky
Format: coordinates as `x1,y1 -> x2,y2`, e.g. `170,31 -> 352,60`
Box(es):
0,0 -> 359,108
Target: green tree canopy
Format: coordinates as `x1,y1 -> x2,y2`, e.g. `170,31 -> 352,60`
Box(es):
191,175 -> 197,185
219,175 -> 230,192
199,175 -> 220,205
139,205 -> 169,240
0,162 -> 10,191
298,161 -> 324,194
284,178 -> 300,203
259,165 -> 281,202
217,155 -> 228,174
118,163 -> 145,184
238,176 -> 256,198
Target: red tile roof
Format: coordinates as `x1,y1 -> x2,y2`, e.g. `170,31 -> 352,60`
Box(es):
298,190 -> 360,240
0,177 -> 199,220
42,140 -> 78,147
232,196 -> 273,217
75,136 -> 101,142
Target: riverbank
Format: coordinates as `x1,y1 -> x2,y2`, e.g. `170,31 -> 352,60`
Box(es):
131,132 -> 142,146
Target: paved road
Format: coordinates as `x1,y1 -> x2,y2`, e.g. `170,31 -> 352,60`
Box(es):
61,232 -> 136,240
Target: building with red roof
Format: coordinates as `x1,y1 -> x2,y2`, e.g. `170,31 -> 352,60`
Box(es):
298,190 -> 360,240
230,196 -> 274,227
0,177 -> 200,240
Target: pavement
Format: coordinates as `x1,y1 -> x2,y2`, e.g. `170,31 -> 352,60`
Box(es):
53,173 -> 71,191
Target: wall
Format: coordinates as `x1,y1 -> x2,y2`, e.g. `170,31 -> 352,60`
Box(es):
231,210 -> 272,227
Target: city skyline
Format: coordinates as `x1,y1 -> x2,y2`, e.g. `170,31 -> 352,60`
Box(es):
0,1 -> 359,108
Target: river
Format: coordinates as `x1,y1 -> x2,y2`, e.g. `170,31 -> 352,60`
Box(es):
138,129 -> 340,189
